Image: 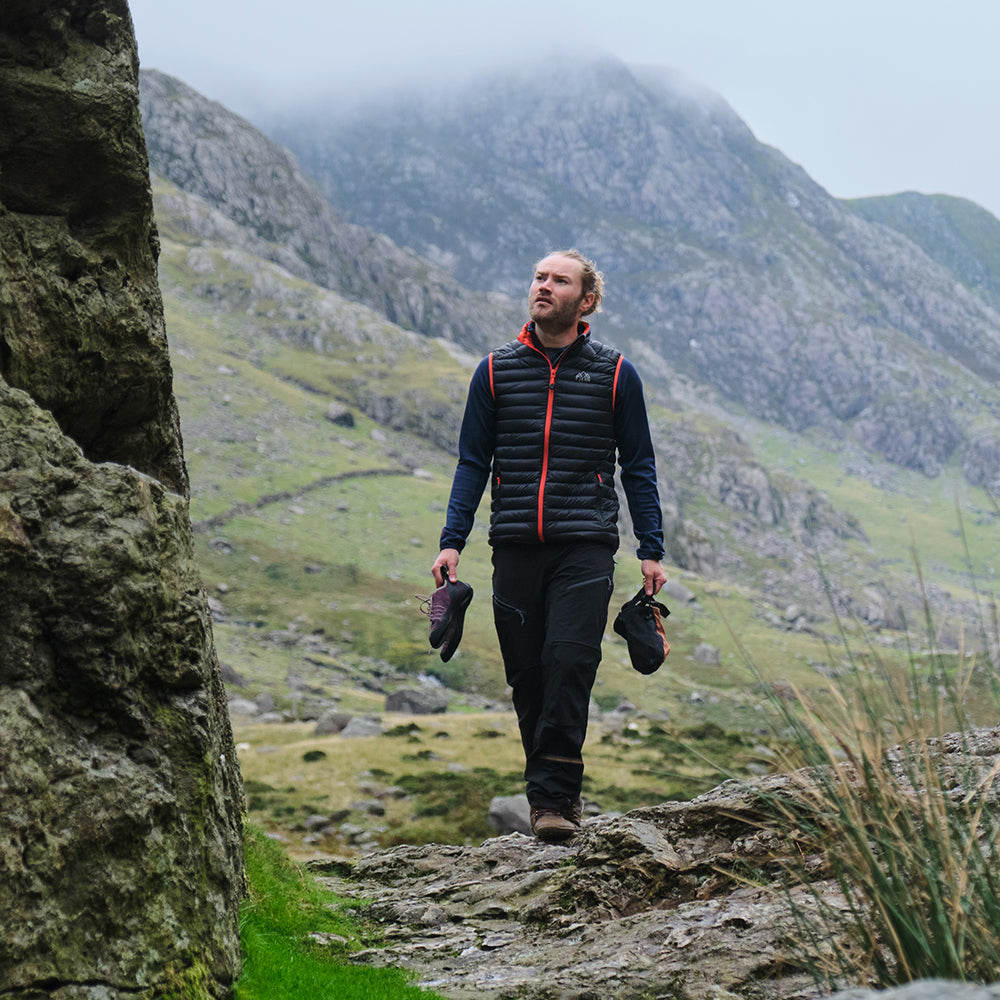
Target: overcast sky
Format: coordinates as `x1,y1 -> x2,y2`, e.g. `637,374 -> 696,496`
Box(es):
128,0 -> 1000,220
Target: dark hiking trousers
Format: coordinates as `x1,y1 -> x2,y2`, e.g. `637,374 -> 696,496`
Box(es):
491,542 -> 615,811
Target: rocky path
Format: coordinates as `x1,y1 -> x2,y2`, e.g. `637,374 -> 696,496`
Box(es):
314,730 -> 1000,999
312,775 -> 839,1000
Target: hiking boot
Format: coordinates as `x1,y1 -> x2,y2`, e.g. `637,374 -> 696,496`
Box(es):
530,801 -> 582,843
422,578 -> 473,662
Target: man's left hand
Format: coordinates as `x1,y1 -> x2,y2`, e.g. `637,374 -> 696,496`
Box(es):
641,559 -> 667,596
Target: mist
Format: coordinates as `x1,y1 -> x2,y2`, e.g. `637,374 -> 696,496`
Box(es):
129,0 -> 1000,220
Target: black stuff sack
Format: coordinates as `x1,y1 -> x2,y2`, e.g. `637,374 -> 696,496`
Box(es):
613,587 -> 670,675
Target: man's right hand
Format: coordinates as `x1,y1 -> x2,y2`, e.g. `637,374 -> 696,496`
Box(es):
431,548 -> 460,588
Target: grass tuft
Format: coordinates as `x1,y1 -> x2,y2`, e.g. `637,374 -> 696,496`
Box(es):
741,508 -> 1000,990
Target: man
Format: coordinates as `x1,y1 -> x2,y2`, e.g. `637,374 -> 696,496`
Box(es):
431,249 -> 666,842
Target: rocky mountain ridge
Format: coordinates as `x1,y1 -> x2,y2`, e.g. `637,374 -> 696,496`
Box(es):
266,56 -> 1000,489
138,70 -> 995,642
849,192 -> 1000,315
148,164 -> 911,632
139,70 -> 522,352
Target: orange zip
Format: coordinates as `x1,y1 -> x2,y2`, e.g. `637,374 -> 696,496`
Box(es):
520,326 -> 585,543
538,366 -> 557,541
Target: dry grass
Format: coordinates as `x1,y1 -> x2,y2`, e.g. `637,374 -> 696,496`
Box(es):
755,587 -> 1000,989
232,708 -> 743,858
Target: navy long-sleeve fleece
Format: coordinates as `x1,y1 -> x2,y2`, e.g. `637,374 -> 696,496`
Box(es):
439,353 -> 665,561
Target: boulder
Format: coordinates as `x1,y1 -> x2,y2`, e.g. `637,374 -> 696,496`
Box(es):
314,710 -> 353,736
0,4 -> 186,494
341,716 -> 383,738
325,401 -> 356,427
693,642 -> 721,663
487,794 -> 532,836
0,383 -> 244,1000
254,692 -> 276,713
662,577 -> 697,604
316,774 -> 828,999
386,686 -> 449,714
830,985 -> 1000,1000
227,698 -> 262,717
0,3 -> 243,996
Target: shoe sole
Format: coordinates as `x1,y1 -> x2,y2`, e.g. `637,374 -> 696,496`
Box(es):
439,593 -> 472,662
433,583 -> 473,661
428,580 -> 473,648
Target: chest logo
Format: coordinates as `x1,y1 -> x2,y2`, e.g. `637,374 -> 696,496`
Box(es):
574,371 -> 592,382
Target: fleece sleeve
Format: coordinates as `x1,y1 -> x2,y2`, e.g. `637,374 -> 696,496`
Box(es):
614,359 -> 665,561
439,358 -> 495,552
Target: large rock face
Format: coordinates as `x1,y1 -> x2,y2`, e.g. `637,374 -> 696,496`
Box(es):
0,2 -> 244,997
849,192 -> 1000,315
0,1 -> 186,494
319,773 -> 832,1000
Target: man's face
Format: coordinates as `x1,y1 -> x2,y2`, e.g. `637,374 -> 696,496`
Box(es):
529,255 -> 593,329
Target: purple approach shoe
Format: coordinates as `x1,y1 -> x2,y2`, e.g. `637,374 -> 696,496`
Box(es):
424,578 -> 473,662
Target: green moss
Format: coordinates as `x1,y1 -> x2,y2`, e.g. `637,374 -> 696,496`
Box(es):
160,959 -> 218,1000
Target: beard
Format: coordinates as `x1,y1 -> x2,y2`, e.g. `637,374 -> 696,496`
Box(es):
529,292 -> 586,330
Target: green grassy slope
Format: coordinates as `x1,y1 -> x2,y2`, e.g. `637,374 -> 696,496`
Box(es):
847,191 -> 1000,312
